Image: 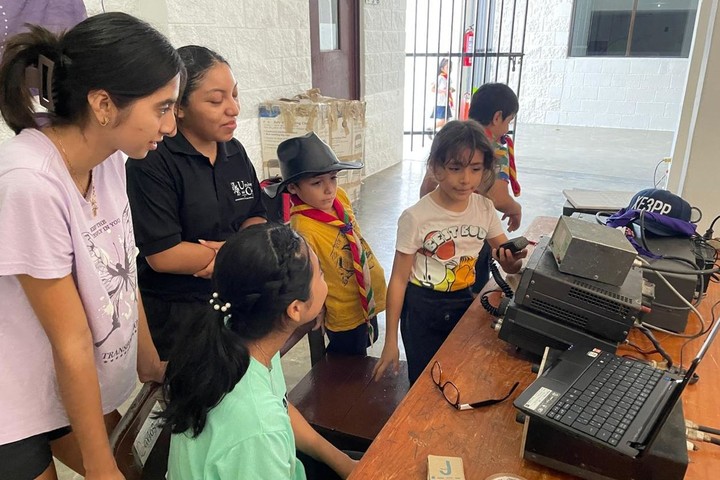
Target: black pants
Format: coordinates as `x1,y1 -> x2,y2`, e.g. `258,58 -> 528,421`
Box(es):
0,427 -> 71,480
326,316 -> 379,355
400,284 -> 474,384
142,293 -> 209,361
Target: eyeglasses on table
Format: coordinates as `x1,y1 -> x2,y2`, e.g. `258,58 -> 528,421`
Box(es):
431,360 -> 520,411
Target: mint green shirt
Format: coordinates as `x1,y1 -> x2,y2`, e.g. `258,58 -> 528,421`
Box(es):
168,354 -> 306,480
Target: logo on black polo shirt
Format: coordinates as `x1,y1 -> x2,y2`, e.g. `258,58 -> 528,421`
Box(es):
230,180 -> 254,201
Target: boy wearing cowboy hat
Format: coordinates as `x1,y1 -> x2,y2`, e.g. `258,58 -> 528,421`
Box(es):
264,132 -> 387,355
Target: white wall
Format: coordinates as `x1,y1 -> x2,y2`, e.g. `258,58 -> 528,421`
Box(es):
517,0 -> 689,131
1,0 -> 406,177
361,0 -> 406,175
668,0 -> 720,233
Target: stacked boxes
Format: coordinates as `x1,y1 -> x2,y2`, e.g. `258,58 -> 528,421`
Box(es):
259,89 -> 366,202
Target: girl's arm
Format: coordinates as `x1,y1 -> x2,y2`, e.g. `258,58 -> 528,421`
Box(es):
18,274 -> 123,479
167,214 -> 266,279
136,292 -> 165,383
487,234 -> 527,274
289,403 -> 356,479
372,250 -> 415,381
146,241 -> 216,275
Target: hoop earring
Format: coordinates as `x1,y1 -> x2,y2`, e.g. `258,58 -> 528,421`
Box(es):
100,117 -> 109,127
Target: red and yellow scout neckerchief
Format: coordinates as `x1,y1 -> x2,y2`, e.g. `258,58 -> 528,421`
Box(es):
290,195 -> 376,339
502,134 -> 521,197
485,128 -> 521,197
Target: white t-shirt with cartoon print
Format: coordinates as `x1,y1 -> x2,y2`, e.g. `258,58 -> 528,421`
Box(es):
395,193 -> 504,292
0,129 -> 138,445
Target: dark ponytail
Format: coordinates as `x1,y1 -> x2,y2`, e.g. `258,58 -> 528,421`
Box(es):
0,12 -> 184,134
162,223 -> 313,437
0,25 -> 61,133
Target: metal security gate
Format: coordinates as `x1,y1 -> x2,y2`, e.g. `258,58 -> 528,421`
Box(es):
404,0 -> 529,152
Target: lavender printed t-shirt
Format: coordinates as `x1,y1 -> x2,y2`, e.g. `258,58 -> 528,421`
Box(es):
0,129 -> 138,445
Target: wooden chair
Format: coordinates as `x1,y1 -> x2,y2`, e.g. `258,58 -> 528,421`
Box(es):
284,323 -> 410,452
110,382 -> 170,480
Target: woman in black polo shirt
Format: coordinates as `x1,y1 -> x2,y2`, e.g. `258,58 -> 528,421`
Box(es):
127,46 -> 266,359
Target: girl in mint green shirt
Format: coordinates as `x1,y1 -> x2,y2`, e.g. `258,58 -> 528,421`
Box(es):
162,223 -> 356,479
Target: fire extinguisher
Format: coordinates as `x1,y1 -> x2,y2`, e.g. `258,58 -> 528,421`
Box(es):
463,26 -> 474,67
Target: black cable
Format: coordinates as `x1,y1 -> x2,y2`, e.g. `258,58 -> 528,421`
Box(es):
624,340 -> 658,356
639,210 -> 652,255
480,290 -> 503,317
699,425 -> 720,436
639,263 -> 719,275
480,261 -> 515,317
703,214 -> 720,239
489,260 -> 514,299
710,436 -> 720,446
636,324 -> 674,368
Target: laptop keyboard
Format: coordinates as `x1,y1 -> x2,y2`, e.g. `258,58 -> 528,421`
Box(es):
545,352 -> 663,446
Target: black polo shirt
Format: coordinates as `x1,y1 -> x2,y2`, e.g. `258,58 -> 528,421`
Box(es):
126,131 -> 266,301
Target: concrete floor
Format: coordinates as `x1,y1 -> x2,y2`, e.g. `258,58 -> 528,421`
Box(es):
56,123 -> 673,478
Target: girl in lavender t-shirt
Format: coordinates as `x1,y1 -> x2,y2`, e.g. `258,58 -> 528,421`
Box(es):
0,13 -> 183,480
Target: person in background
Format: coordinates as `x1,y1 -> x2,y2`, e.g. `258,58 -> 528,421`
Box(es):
0,13 -> 182,479
374,120 -> 527,384
264,132 -> 387,355
420,82 -> 522,291
163,224 -> 357,480
126,45 -> 266,360
428,58 -> 455,134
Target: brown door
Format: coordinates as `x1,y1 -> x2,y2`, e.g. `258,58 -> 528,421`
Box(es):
309,0 -> 360,100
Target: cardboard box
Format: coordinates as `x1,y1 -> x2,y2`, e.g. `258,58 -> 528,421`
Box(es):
259,89 -> 365,201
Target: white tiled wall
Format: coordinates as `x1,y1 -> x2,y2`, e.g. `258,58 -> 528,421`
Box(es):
1,0 -> 406,176
517,0 -> 688,131
361,0 -> 405,175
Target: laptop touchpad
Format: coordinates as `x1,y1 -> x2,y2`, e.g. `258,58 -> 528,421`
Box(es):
546,361 -> 586,381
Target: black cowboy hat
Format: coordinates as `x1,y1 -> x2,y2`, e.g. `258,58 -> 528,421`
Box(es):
263,131 -> 363,198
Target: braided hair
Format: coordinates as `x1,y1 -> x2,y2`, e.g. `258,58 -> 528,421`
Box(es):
161,223 -> 313,437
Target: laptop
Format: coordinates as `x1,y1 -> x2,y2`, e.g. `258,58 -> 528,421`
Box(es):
514,315 -> 720,458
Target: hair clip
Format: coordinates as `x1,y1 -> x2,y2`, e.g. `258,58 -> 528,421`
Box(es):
25,55 -> 56,112
209,292 -> 232,312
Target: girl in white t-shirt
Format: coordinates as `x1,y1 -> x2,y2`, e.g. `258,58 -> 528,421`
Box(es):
373,120 -> 528,384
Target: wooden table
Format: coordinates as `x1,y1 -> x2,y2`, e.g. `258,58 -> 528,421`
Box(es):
350,216 -> 720,479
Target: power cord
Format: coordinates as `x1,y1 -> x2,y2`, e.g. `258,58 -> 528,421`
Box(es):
635,256 -> 706,339
653,157 -> 672,187
686,419 -> 720,436
634,323 -> 674,369
686,426 -> 720,446
702,214 -> 720,240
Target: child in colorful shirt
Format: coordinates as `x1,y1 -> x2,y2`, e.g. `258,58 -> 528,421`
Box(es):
420,82 -> 522,291
264,132 -> 387,355
374,120 -> 527,384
